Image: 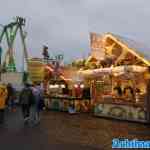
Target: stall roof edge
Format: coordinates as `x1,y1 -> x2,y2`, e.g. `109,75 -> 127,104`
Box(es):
104,33 -> 150,66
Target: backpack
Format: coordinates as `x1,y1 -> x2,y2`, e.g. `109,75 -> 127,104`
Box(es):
20,88 -> 35,105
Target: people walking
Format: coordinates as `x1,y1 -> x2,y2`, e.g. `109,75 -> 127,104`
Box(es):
19,83 -> 35,124
0,84 -> 8,124
31,83 -> 43,125
6,83 -> 15,111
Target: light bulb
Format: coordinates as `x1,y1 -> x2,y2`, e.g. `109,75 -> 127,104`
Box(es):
49,85 -> 53,89
54,84 -> 59,88
74,84 -> 78,88
61,84 -> 65,88
80,84 -> 84,88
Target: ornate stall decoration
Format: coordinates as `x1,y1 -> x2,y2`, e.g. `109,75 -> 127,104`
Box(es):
78,32 -> 150,123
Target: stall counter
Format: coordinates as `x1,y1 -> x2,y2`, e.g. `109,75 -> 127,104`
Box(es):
94,101 -> 146,123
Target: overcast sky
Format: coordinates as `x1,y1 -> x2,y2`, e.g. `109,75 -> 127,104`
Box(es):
0,0 -> 150,69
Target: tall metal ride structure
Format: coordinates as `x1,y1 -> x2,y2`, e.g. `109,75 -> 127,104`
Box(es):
0,17 -> 28,73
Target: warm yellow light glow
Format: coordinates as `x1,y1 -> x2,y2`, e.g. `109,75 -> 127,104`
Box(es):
49,85 -> 54,89
105,33 -> 150,66
74,84 -> 78,88
80,84 -> 84,88
54,84 -> 59,88
61,84 -> 65,88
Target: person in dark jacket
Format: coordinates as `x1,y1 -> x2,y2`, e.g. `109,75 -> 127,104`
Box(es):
19,83 -> 35,124
6,83 -> 15,111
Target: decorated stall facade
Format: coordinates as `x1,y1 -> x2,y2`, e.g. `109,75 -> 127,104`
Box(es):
78,33 -> 150,123
43,65 -> 91,113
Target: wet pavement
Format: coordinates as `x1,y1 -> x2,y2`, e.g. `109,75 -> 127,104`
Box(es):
0,107 -> 150,150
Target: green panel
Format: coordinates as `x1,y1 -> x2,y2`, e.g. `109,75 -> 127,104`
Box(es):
52,99 -> 60,111
6,61 -> 16,72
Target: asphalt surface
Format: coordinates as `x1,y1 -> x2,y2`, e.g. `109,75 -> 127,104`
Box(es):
0,107 -> 150,150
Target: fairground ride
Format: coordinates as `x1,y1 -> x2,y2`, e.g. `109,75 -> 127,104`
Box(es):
0,17 -> 28,80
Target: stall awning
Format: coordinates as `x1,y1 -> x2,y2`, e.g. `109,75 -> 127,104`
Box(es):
78,65 -> 148,78
78,67 -> 112,78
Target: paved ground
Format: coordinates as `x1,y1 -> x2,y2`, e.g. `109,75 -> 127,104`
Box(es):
0,107 -> 150,150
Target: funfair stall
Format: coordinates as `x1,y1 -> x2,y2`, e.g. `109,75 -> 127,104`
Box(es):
79,65 -> 150,123
43,66 -> 91,113
75,32 -> 150,123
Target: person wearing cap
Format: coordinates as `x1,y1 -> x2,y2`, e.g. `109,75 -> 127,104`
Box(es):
0,84 -> 8,124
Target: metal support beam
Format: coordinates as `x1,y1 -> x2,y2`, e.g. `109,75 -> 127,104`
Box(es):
19,26 -> 28,60
0,29 -> 5,43
0,17 -> 28,74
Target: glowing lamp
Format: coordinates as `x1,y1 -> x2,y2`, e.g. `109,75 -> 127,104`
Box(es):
74,84 -> 78,88
61,84 -> 65,88
54,84 -> 59,88
49,85 -> 54,89
80,84 -> 84,88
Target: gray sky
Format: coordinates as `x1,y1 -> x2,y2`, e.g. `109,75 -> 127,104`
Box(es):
0,0 -> 150,69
